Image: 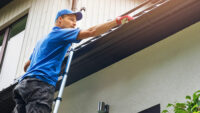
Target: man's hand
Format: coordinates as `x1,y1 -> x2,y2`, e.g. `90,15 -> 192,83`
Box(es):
24,60 -> 31,72
116,15 -> 134,25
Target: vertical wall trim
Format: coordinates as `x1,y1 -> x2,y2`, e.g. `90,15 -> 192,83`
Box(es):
0,28 -> 10,71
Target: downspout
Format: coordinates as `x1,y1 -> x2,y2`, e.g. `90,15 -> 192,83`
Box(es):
71,0 -> 78,11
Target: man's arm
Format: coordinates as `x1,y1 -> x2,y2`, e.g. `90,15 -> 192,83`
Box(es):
77,20 -> 117,40
24,60 -> 31,72
77,15 -> 133,40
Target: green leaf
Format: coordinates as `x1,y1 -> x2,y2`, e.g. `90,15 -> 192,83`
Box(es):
193,93 -> 198,103
195,90 -> 200,94
176,103 -> 186,109
193,111 -> 200,113
191,104 -> 198,111
162,110 -> 168,113
167,103 -> 174,108
193,90 -> 200,102
186,96 -> 192,100
187,101 -> 191,104
174,109 -> 188,113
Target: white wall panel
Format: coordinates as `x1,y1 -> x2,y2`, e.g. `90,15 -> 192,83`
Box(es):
77,0 -> 148,29
0,31 -> 25,90
0,0 -> 32,90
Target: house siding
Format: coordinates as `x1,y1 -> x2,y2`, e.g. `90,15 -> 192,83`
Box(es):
0,0 -> 32,90
77,0 -> 145,29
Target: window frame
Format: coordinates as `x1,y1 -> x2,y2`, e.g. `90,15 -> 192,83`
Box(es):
0,28 -> 10,70
0,14 -> 28,71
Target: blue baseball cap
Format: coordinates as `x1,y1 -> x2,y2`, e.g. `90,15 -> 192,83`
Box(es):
55,9 -> 82,21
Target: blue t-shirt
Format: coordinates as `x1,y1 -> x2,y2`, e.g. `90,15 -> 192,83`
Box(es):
20,26 -> 81,87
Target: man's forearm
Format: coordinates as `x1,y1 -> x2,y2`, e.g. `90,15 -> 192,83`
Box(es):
77,15 -> 133,40
77,20 -> 118,40
88,20 -> 118,37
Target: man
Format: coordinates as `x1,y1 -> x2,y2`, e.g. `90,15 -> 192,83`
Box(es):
12,9 -> 133,113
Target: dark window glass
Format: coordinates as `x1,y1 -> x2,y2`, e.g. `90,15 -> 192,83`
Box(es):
9,15 -> 28,38
139,104 -> 160,113
0,31 -> 5,46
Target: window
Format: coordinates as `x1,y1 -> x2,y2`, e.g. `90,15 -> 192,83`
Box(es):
9,15 -> 28,38
139,104 -> 160,113
0,14 -> 28,71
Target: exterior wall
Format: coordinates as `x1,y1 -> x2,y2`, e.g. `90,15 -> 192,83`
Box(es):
0,31 -> 25,90
77,0 -> 146,29
57,22 -> 200,113
0,0 -> 32,90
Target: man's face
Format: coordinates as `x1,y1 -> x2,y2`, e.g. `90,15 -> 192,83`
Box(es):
58,14 -> 77,28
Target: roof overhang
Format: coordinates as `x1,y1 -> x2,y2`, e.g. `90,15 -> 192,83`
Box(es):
62,0 -> 200,87
0,0 -> 200,112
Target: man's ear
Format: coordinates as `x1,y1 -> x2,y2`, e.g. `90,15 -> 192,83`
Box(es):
57,16 -> 63,24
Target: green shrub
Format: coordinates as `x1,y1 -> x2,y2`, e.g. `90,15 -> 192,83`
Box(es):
162,90 -> 200,113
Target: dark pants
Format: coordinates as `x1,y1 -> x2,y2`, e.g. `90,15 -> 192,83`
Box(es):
12,77 -> 55,113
